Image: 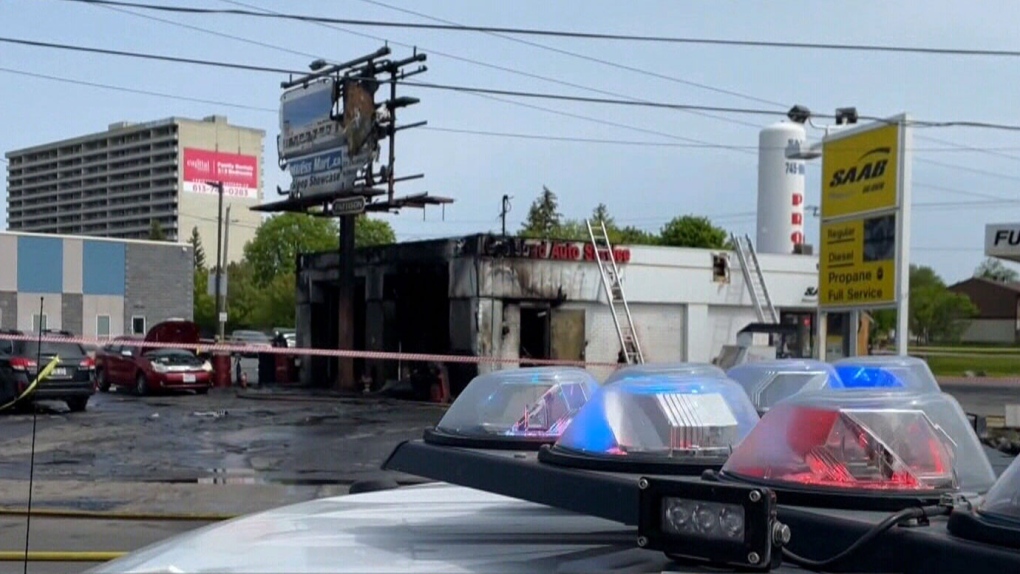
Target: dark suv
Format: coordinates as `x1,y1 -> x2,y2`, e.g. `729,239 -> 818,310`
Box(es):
0,329 -> 95,412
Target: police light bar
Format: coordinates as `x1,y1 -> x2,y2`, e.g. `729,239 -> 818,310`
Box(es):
719,390 -> 997,508
423,367 -> 599,450
603,362 -> 726,386
832,355 -> 942,393
637,477 -> 788,571
726,359 -> 837,413
948,453 -> 1020,550
539,375 -> 759,474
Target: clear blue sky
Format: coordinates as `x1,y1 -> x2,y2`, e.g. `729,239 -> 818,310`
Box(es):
2,0 -> 1020,283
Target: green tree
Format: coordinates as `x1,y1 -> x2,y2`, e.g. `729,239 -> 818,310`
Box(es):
188,227 -> 207,270
908,265 -> 979,344
193,268 -> 216,333
243,213 -> 395,288
356,216 -> 397,247
148,219 -> 167,241
247,273 -> 298,329
591,203 -> 614,228
583,203 -> 658,246
974,257 -> 1019,283
658,215 -> 729,248
520,186 -> 563,238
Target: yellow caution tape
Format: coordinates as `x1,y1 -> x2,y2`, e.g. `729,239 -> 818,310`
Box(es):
0,550 -> 126,562
0,355 -> 63,412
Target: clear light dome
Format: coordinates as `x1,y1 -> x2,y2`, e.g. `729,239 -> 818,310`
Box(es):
428,367 -> 600,444
721,389 -> 996,495
603,362 -> 727,385
978,455 -> 1020,525
549,374 -> 760,463
726,359 -> 839,412
832,355 -> 941,393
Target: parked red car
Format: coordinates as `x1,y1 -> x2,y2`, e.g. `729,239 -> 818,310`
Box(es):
95,320 -> 213,395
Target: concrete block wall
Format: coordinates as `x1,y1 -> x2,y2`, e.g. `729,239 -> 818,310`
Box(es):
0,232 -> 193,337
124,242 -> 194,334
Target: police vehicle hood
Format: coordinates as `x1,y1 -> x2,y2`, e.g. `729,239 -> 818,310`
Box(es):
86,482 -> 680,574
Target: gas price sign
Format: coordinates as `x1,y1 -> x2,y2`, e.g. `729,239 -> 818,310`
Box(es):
819,214 -> 896,306
817,115 -> 910,312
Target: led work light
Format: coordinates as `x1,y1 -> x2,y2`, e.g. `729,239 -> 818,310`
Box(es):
637,477 -> 789,571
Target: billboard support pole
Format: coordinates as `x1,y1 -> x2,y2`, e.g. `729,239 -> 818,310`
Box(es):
337,214 -> 357,390
896,115 -> 913,356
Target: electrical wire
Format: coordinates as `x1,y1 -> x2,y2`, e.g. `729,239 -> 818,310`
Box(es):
52,0 -> 1020,58
782,505 -> 949,570
359,0 -> 784,109
0,36 -> 304,75
5,34 -> 1019,132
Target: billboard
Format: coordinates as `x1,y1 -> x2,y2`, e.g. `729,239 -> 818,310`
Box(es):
281,76 -> 381,198
818,115 -> 910,311
279,79 -> 342,160
182,148 -> 259,200
287,146 -> 374,197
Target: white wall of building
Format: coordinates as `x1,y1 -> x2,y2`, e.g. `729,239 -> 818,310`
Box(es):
960,319 -> 1016,344
176,117 -> 264,264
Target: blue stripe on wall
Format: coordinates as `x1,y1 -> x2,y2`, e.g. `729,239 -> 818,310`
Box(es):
83,240 -> 126,296
17,236 -> 63,293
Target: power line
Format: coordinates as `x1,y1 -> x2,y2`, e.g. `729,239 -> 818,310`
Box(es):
915,133 -> 1020,163
55,0 -> 1020,58
0,36 -> 303,75
355,0 -> 783,110
87,0 -> 760,132
7,34 -> 1019,133
917,157 -> 1020,183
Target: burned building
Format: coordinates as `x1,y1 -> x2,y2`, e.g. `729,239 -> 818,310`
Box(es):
296,233 -> 826,394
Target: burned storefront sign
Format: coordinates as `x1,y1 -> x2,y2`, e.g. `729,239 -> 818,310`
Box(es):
479,236 -> 632,264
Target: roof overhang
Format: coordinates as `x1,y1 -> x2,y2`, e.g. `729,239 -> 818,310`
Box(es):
985,223 -> 1020,263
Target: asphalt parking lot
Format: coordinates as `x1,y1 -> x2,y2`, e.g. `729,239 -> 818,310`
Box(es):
0,379 -> 1017,573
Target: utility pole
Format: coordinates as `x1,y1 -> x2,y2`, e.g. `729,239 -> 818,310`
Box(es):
221,205 -> 233,341
209,181 -> 225,342
500,195 -> 512,236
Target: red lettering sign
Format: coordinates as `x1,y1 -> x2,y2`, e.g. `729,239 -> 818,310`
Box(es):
792,193 -> 804,206
792,213 -> 803,225
517,240 -> 631,263
791,231 -> 804,244
182,148 -> 259,200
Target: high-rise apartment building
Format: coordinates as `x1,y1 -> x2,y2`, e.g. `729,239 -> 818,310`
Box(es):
4,115 -> 264,263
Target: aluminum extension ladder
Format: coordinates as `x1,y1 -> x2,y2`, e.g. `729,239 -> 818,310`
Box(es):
586,219 -> 644,364
731,233 -> 779,324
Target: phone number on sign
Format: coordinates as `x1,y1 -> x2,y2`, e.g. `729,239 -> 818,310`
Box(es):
184,182 -> 257,199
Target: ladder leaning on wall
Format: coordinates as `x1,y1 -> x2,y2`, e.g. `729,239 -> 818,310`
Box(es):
731,233 -> 779,324
586,219 -> 644,364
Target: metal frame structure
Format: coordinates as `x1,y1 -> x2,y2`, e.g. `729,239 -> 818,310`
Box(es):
252,46 -> 453,390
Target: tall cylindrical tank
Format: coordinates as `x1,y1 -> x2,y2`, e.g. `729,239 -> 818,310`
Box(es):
756,121 -> 807,254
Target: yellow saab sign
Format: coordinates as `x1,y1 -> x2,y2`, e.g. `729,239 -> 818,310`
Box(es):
819,215 -> 896,307
821,123 -> 900,218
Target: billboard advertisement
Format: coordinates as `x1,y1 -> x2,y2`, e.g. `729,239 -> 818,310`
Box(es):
286,146 -> 375,196
279,79 -> 342,160
182,148 -> 259,200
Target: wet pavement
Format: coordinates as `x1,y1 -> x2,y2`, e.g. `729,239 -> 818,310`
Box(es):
0,387 -> 445,514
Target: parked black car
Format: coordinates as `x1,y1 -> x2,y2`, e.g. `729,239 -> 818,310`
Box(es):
0,329 -> 95,412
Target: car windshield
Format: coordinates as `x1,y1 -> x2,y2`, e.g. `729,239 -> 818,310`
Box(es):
148,349 -> 197,358
233,331 -> 270,342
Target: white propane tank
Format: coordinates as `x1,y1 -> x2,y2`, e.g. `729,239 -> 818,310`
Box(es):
756,121 -> 807,254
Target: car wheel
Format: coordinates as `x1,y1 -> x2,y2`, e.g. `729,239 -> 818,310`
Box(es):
97,369 -> 111,393
66,397 -> 88,412
135,372 -> 149,396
